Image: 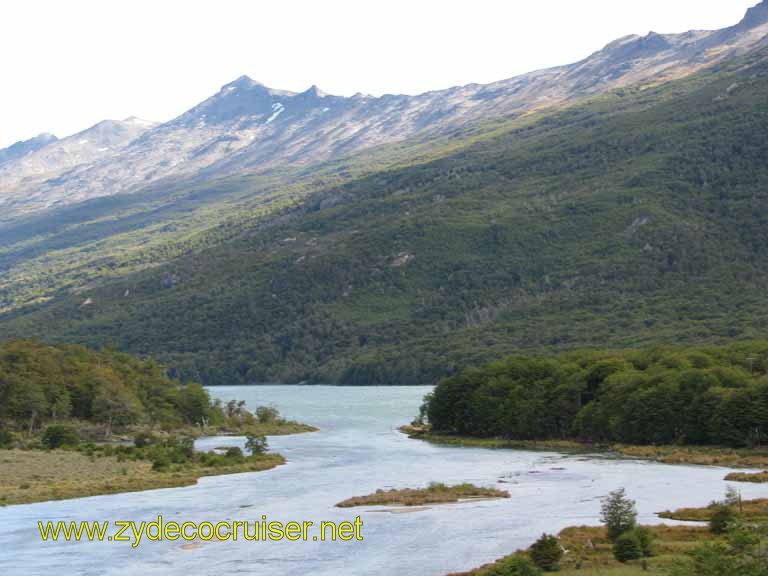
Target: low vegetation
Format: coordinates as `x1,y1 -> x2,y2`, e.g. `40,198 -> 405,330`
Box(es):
336,483 -> 509,508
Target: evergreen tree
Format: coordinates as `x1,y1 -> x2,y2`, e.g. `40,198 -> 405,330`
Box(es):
529,534 -> 563,571
601,488 -> 637,541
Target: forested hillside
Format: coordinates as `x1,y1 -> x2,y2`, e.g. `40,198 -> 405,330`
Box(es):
3,49 -> 768,385
0,340 -> 220,432
425,342 -> 768,448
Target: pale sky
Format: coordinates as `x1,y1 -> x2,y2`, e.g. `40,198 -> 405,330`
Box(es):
0,0 -> 759,147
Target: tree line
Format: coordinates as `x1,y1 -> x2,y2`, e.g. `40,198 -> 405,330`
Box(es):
0,339 -> 222,434
425,342 -> 768,448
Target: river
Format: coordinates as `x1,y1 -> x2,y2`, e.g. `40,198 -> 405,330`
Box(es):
1,385 -> 765,575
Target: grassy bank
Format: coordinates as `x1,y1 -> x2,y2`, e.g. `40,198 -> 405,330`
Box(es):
658,498 -> 768,522
336,483 -> 509,508
449,524 -> 711,576
400,426 -> 768,469
0,448 -> 284,506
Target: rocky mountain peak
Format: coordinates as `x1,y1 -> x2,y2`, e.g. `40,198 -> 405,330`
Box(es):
740,0 -> 768,29
302,85 -> 327,98
0,132 -> 59,165
222,74 -> 262,91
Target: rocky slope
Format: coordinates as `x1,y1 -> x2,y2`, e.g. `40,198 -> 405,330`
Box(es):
0,117 -> 156,218
1,2 -> 767,222
0,133 -> 58,166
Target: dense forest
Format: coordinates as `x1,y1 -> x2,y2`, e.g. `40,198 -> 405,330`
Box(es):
0,340 -> 222,434
3,50 -> 768,385
425,342 -> 768,448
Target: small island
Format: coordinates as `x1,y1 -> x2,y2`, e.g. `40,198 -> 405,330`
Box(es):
336,482 -> 510,508
0,340 -> 316,506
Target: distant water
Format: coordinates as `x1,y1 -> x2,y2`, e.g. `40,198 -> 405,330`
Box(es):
1,385 -> 765,576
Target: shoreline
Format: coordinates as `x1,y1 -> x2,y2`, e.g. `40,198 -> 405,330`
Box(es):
447,498 -> 768,575
399,426 -> 768,470
0,449 -> 286,507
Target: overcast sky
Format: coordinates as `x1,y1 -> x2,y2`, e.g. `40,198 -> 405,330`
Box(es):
0,0 -> 758,147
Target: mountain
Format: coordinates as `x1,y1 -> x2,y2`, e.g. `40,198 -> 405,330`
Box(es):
2,4 -> 768,385
0,117 -> 157,219
1,2 -> 767,223
0,133 -> 58,166
4,44 -> 768,385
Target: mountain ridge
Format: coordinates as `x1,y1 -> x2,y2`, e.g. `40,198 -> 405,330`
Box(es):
1,2 -> 767,223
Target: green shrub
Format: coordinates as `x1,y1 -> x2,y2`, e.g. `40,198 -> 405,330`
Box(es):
41,425 -> 80,449
529,533 -> 563,571
151,452 -> 171,471
486,555 -> 542,576
0,428 -> 13,448
133,431 -> 155,448
256,406 -> 280,424
631,526 -> 654,557
225,446 -> 244,458
613,531 -> 642,563
709,505 -> 736,534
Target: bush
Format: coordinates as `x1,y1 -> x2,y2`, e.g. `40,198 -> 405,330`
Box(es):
486,555 -> 542,576
42,425 -> 80,449
709,504 -> 736,534
0,428 -> 13,448
151,452 -> 171,471
529,533 -> 563,571
225,446 -> 244,458
133,431 -> 155,448
613,531 -> 642,563
632,526 -> 654,557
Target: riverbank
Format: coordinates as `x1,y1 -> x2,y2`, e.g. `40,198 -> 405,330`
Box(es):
449,497 -> 768,576
400,426 -> 768,469
336,483 -> 509,508
0,448 -> 285,506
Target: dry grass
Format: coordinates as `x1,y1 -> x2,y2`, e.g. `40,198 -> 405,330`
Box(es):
336,483 -> 509,508
724,470 -> 768,483
658,498 -> 768,522
0,449 -> 284,506
613,445 -> 768,468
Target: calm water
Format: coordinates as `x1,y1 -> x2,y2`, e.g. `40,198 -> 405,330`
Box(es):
1,385 -> 765,576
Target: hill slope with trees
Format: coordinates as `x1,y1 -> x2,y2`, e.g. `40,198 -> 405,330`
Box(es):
3,48 -> 768,385
0,339 -> 221,434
